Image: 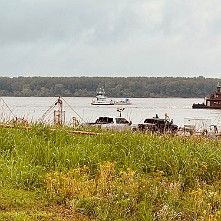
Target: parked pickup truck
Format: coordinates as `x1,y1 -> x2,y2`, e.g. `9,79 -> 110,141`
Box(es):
132,117 -> 178,133
82,116 -> 132,131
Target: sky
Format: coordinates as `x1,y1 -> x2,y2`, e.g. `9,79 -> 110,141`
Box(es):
1,0 -> 221,78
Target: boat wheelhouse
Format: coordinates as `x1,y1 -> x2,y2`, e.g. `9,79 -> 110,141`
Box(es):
192,82 -> 221,109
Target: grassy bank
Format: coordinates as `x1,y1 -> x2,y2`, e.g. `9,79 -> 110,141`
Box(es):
0,125 -> 221,220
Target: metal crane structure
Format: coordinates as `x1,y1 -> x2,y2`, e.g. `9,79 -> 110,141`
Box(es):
53,97 -> 65,125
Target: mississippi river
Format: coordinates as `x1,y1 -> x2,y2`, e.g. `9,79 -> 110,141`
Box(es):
1,97 -> 220,130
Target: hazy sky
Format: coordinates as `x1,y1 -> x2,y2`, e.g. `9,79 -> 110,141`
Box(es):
1,0 -> 221,78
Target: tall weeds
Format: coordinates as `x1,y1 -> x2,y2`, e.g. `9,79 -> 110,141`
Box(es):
0,125 -> 221,220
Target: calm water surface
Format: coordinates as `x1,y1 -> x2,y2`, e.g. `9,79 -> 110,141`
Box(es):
1,97 -> 221,129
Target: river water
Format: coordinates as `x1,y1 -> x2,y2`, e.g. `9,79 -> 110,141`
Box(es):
0,97 -> 221,130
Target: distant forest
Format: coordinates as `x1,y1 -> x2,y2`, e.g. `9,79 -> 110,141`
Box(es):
0,76 -> 220,98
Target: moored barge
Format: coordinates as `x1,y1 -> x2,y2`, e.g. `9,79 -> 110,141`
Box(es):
192,82 -> 221,109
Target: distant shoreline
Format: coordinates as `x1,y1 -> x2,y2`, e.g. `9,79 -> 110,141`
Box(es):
0,76 -> 220,98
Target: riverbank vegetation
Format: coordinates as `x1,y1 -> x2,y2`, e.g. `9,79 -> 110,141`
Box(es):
1,125 -> 221,220
0,76 -> 220,98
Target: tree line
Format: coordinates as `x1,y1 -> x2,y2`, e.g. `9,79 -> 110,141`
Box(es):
0,76 -> 220,98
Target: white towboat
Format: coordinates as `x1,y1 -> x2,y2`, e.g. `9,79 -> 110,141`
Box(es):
91,87 -> 115,105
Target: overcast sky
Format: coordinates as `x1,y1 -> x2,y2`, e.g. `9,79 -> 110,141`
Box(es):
1,0 -> 221,78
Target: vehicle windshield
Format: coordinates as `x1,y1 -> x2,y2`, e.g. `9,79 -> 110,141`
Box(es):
116,118 -> 129,124
96,117 -> 114,124
144,118 -> 165,124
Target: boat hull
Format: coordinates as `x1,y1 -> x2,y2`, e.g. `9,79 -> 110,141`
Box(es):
192,103 -> 221,109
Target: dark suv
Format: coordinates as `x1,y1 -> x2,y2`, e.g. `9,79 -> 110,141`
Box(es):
137,117 -> 178,133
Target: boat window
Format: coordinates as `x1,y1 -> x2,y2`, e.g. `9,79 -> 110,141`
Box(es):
116,118 -> 129,124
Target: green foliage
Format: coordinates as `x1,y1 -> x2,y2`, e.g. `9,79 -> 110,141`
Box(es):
0,76 -> 220,97
0,188 -> 55,221
0,188 -> 37,210
1,126 -> 221,220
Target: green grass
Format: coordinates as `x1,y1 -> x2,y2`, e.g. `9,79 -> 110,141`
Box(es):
0,124 -> 221,220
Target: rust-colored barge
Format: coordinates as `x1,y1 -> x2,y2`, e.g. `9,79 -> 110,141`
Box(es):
192,82 -> 221,109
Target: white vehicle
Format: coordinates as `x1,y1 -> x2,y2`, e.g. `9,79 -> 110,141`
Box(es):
82,116 -> 132,131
